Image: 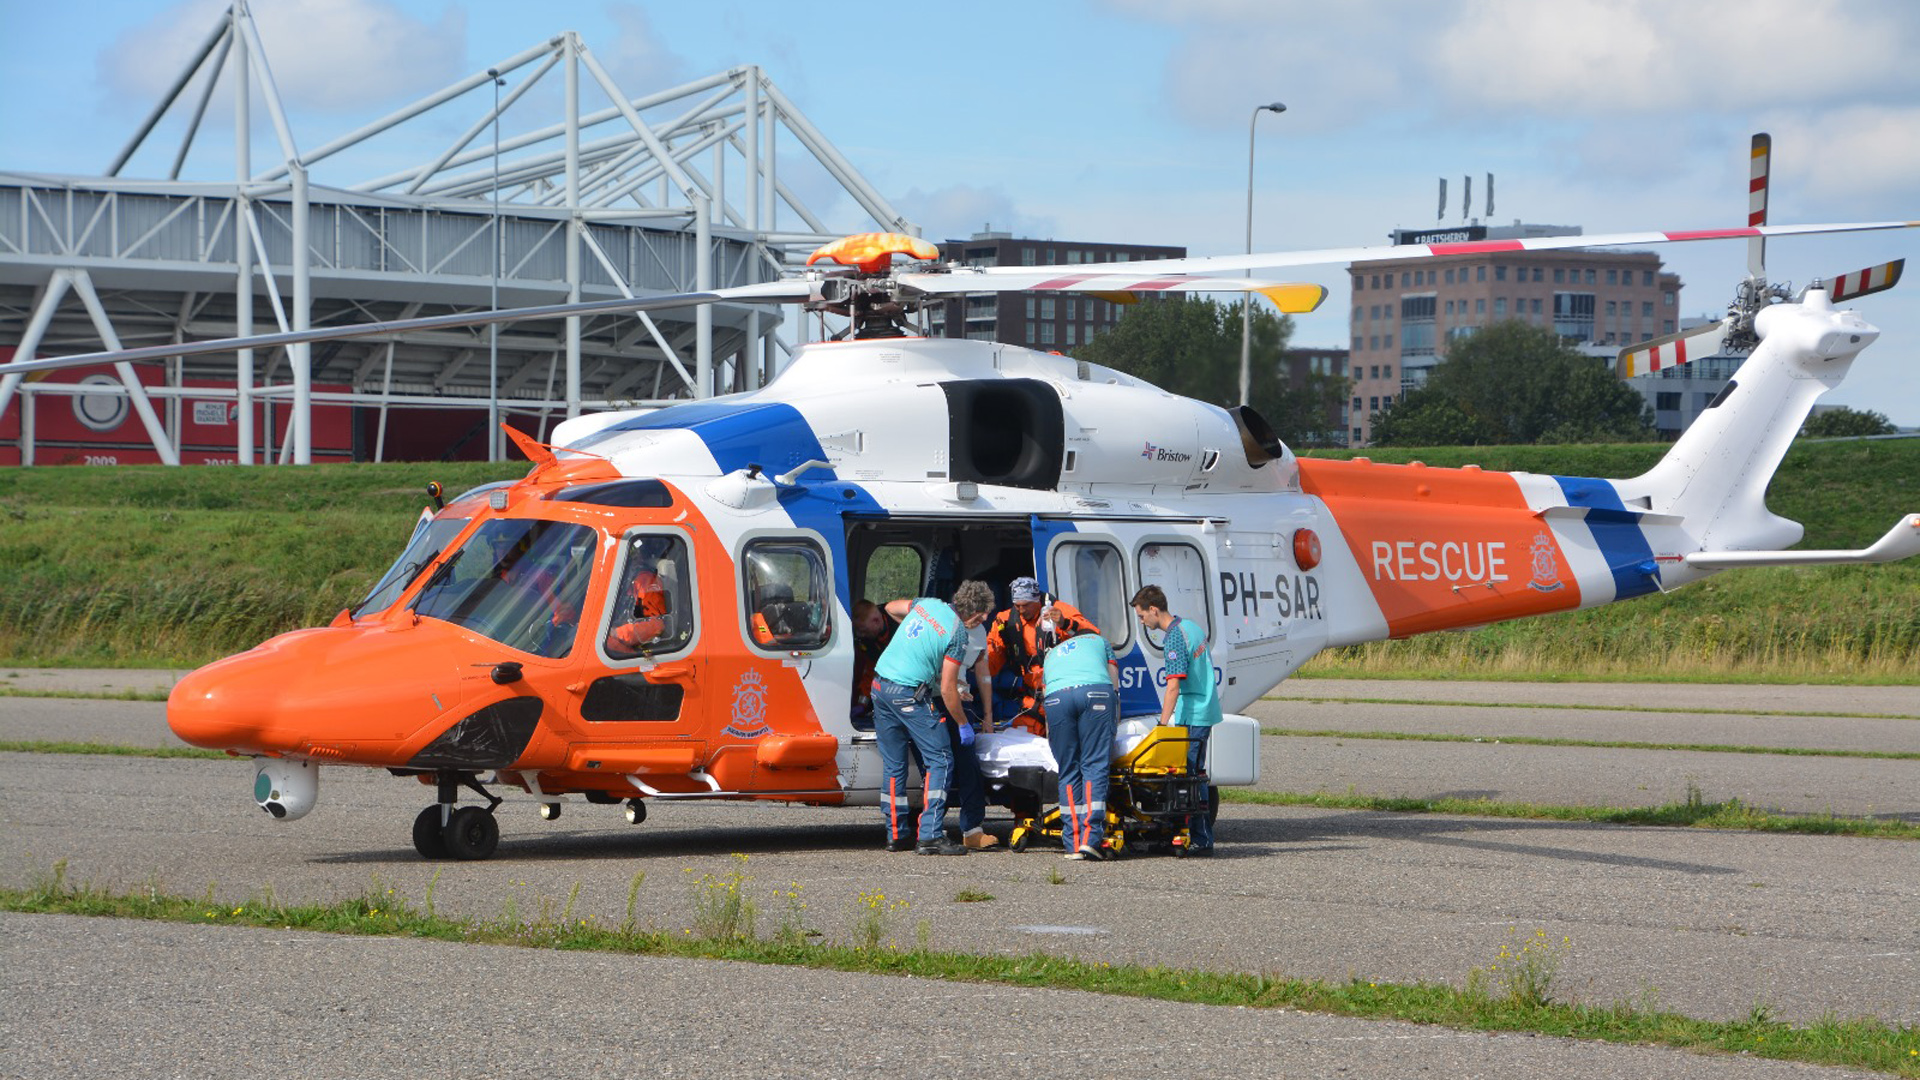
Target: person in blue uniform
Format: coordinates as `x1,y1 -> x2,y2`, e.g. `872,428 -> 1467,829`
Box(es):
1132,584 -> 1222,855
871,579 -> 996,855
1040,627 -> 1120,859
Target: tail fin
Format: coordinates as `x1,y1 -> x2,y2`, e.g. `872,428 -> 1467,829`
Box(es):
1615,288 -> 1881,552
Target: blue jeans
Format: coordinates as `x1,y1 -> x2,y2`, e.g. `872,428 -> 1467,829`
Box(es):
1043,684 -> 1116,850
873,678 -> 953,844
1184,723 -> 1214,850
938,696 -> 987,834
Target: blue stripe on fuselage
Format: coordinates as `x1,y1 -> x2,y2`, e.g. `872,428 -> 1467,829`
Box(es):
1553,475 -> 1660,601
577,401 -> 884,608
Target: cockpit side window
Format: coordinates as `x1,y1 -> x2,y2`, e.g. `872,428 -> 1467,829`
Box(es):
604,532 -> 695,660
408,519 -> 596,658
742,538 -> 833,652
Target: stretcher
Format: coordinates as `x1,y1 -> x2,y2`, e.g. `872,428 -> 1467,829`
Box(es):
978,721 -> 1219,858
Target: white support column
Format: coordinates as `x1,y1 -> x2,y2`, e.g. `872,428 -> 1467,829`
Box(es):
0,274 -> 72,422
695,194 -> 712,397
290,163 -> 312,464
374,340 -> 395,463
563,33 -> 582,419
18,387 -> 32,466
71,271 -> 179,465
234,10 -> 255,465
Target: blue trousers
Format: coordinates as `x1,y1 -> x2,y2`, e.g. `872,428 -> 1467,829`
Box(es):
1043,683 -> 1116,850
1184,723 -> 1214,850
937,697 -> 987,834
873,678 -> 953,844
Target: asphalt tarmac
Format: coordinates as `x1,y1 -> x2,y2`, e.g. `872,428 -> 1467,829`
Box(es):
2,674 -> 1914,1078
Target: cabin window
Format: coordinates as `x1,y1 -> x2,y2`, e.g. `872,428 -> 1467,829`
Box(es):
409,519 -> 597,659
604,532 -> 696,660
742,538 -> 833,652
1135,541 -> 1212,652
861,544 -> 924,605
1051,540 -> 1130,651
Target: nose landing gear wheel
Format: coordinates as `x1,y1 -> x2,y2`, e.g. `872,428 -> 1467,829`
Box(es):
443,805 -> 500,860
538,802 -> 562,820
412,806 -> 450,859
624,798 -> 647,825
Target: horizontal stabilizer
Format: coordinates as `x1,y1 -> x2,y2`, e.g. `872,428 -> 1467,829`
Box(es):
1617,320 -> 1731,377
1824,258 -> 1904,303
1684,513 -> 1920,568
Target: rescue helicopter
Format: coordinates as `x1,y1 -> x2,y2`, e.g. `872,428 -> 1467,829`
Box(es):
10,137 -> 1916,861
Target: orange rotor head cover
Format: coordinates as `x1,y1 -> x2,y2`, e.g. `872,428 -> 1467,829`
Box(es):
807,232 -> 941,274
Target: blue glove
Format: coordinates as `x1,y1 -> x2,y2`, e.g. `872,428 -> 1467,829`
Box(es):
957,722 -> 976,747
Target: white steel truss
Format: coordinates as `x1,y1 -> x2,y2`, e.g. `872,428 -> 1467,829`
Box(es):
0,1 -> 915,465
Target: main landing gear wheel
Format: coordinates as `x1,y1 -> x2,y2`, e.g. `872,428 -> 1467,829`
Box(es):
538,802 -> 562,820
624,798 -> 648,825
412,806 -> 449,859
443,805 -> 500,860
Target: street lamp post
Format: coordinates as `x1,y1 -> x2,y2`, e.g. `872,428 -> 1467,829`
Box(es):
1240,101 -> 1286,408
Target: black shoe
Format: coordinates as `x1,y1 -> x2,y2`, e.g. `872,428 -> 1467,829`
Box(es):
1186,844 -> 1215,857
885,837 -> 915,853
916,837 -> 969,856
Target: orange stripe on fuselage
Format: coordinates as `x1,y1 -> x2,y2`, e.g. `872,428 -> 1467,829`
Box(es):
1298,459 -> 1582,637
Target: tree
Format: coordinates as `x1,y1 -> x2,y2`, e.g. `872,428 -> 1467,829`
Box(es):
1073,296 -> 1349,447
1801,407 -> 1896,438
1370,320 -> 1653,446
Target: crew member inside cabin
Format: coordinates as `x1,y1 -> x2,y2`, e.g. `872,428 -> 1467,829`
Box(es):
870,580 -> 995,855
850,598 -> 898,726
987,576 -> 1097,735
606,536 -> 672,657
1132,584 -> 1221,856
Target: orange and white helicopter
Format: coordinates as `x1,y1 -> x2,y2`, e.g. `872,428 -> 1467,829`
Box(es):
13,138 -> 1917,861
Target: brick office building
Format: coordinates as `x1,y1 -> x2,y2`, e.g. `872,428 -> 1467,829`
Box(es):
1346,224 -> 1682,445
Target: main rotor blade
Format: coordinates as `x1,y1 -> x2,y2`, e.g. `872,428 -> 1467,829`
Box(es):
973,220 -> 1920,280
896,271 -> 1328,312
0,280 -> 814,377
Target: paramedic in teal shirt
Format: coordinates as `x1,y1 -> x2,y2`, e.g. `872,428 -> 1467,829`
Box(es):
872,580 -> 995,855
1040,625 -> 1120,859
1133,584 -> 1221,855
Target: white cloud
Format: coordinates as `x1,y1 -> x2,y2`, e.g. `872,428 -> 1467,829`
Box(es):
100,0 -> 467,113
896,184 -> 1057,243
599,4 -> 691,98
1103,0 -> 1920,130
1759,105 -> 1920,210
1433,0 -> 1920,113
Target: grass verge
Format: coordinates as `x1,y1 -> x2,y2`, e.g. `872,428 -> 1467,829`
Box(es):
5,863 -> 1915,1077
1270,693 -> 1920,721
0,739 -> 225,759
1260,726 -> 1920,762
1224,788 -> 1920,840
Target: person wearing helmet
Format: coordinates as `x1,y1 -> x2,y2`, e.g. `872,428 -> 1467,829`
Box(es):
607,535 -> 673,656
987,576 -> 1097,735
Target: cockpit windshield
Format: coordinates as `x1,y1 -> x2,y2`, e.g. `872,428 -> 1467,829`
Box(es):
408,519 -> 598,658
352,511 -> 472,618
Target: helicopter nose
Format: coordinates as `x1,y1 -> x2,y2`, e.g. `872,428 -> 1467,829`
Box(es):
168,657 -> 278,753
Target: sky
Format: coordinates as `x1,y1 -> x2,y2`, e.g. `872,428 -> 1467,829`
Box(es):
4,0 -> 1918,422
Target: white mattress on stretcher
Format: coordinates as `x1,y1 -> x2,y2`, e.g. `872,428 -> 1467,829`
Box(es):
972,718 -> 1160,779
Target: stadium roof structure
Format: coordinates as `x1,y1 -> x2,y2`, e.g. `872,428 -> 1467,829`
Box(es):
0,1 -> 916,464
